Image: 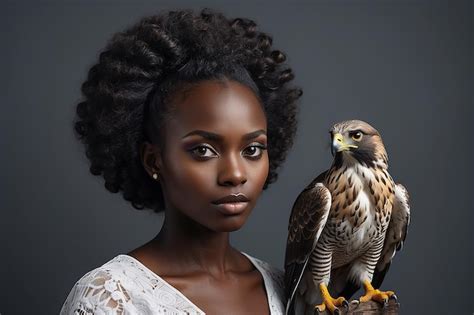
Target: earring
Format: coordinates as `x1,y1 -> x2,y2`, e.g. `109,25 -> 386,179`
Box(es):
152,172 -> 159,180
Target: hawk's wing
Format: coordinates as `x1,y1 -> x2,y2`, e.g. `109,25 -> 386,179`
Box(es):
372,183 -> 411,289
284,171 -> 331,313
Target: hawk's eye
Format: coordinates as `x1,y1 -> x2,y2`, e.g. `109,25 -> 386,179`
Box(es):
351,131 -> 363,141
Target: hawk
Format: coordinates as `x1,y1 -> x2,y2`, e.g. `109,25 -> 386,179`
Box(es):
284,120 -> 410,314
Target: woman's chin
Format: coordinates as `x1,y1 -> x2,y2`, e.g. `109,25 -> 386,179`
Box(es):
213,216 -> 248,232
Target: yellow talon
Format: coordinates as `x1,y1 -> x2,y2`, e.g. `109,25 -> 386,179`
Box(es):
359,279 -> 397,304
315,283 -> 349,314
315,302 -> 326,313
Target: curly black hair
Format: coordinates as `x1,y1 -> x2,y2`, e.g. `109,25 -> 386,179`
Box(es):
74,8 -> 302,213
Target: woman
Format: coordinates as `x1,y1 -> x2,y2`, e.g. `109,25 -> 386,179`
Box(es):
61,8 -> 302,314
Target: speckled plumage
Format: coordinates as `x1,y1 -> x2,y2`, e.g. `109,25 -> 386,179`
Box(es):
284,120 -> 410,315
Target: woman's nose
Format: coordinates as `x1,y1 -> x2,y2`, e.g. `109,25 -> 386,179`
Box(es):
218,153 -> 247,186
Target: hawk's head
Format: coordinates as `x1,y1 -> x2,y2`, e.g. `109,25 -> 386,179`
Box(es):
329,120 -> 388,169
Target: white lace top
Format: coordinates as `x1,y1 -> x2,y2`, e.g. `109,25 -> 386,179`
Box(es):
60,253 -> 286,314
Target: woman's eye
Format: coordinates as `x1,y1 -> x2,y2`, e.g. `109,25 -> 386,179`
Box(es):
190,145 -> 217,158
243,144 -> 267,158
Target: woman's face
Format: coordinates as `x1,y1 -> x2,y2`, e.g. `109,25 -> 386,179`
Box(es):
143,80 -> 269,232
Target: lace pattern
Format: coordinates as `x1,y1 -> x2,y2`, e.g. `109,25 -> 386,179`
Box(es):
60,253 -> 286,314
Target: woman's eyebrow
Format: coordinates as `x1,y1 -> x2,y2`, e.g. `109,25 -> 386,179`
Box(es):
181,129 -> 267,141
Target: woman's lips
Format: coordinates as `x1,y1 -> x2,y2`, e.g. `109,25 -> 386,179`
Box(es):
213,202 -> 249,215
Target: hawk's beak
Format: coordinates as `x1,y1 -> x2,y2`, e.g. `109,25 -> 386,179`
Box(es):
331,133 -> 358,156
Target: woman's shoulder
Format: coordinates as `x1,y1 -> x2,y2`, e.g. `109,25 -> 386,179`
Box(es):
243,253 -> 284,283
241,252 -> 287,314
60,254 -> 204,315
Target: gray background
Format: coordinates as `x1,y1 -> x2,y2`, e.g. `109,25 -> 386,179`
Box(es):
1,1 -> 472,314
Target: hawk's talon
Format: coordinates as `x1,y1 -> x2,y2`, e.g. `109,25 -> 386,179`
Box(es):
359,280 -> 397,306
314,283 -> 348,314
342,299 -> 349,308
315,303 -> 326,313
334,297 -> 347,306
350,299 -> 360,305
389,294 -> 398,302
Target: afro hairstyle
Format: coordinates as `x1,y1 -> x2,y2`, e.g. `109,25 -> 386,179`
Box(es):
74,8 -> 302,213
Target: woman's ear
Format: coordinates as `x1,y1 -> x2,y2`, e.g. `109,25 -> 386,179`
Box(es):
140,141 -> 163,177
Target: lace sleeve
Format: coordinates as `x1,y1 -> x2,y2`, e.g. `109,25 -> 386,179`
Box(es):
60,268 -> 153,315
59,257 -> 205,315
60,267 -> 180,315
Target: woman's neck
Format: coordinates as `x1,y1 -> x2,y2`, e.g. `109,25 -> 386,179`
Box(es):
151,210 -> 238,277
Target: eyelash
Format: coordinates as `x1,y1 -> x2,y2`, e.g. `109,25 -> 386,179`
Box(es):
189,143 -> 267,160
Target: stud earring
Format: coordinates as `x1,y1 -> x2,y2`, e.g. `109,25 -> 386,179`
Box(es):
152,172 -> 159,180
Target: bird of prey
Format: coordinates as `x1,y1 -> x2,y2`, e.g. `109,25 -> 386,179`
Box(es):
284,120 -> 410,315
